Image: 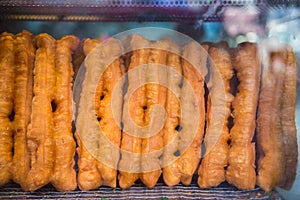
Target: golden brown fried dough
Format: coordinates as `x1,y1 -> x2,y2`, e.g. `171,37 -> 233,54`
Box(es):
26,33 -> 56,191
77,37 -> 123,190
119,35 -> 150,189
52,35 -> 79,191
162,39 -> 182,187
198,43 -> 233,188
0,32 -> 15,187
226,42 -> 260,190
179,41 -> 207,185
96,44 -> 124,188
12,30 -> 35,190
140,40 -> 168,188
76,38 -> 102,190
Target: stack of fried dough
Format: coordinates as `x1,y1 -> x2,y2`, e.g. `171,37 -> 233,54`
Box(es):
0,31 -> 297,193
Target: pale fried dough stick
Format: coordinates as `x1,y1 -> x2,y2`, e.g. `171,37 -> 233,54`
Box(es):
198,43 -> 233,188
140,40 -> 168,188
279,45 -> 298,189
0,32 -> 15,186
12,30 -> 35,190
26,33 -> 56,191
119,35 -> 150,189
162,39 -> 182,186
179,42 -> 207,185
226,42 -> 260,190
76,38 -> 102,190
256,47 -> 286,192
96,41 -> 124,188
52,35 -> 79,191
257,45 -> 298,191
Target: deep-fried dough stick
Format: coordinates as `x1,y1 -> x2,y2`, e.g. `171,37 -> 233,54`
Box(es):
76,38 -> 102,190
0,32 -> 15,187
226,42 -> 260,190
119,35 -> 150,189
52,35 -> 79,191
279,45 -> 298,189
140,40 -> 168,188
96,41 -> 124,188
162,39 -> 182,186
256,47 -> 286,192
198,43 -> 233,188
257,44 -> 298,192
26,33 -> 56,191
12,30 -> 35,190
77,38 -> 123,190
179,42 -> 207,185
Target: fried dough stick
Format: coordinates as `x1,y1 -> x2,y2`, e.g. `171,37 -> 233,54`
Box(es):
162,40 -> 182,186
179,42 -> 207,185
76,38 -> 102,190
257,45 -> 298,192
198,44 -> 233,188
140,40 -> 168,188
279,46 -> 298,189
52,35 -> 79,191
0,32 -> 15,186
256,47 -> 286,192
26,33 -> 56,191
119,35 -> 150,189
12,30 -> 35,190
96,41 -> 124,188
77,38 -> 124,190
226,42 -> 260,190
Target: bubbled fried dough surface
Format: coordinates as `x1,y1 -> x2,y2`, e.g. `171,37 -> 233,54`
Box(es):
76,38 -> 103,191
179,41 -> 207,185
119,35 -> 150,189
52,35 -> 79,191
198,43 -> 234,188
0,30 -> 297,193
162,39 -> 182,187
140,39 -> 169,188
0,32 -> 15,187
26,33 -> 56,192
76,37 -> 124,190
226,42 -> 260,190
12,30 -> 35,190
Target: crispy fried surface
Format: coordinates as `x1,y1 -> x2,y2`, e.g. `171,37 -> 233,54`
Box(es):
198,43 -> 233,188
140,40 -> 169,188
26,33 -> 56,191
76,38 -> 102,190
179,41 -> 207,185
52,35 -> 79,191
226,42 -> 260,190
12,30 -> 35,190
0,32 -> 15,187
96,45 -> 124,188
119,35 -> 150,189
77,37 -> 123,190
162,39 -> 182,187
